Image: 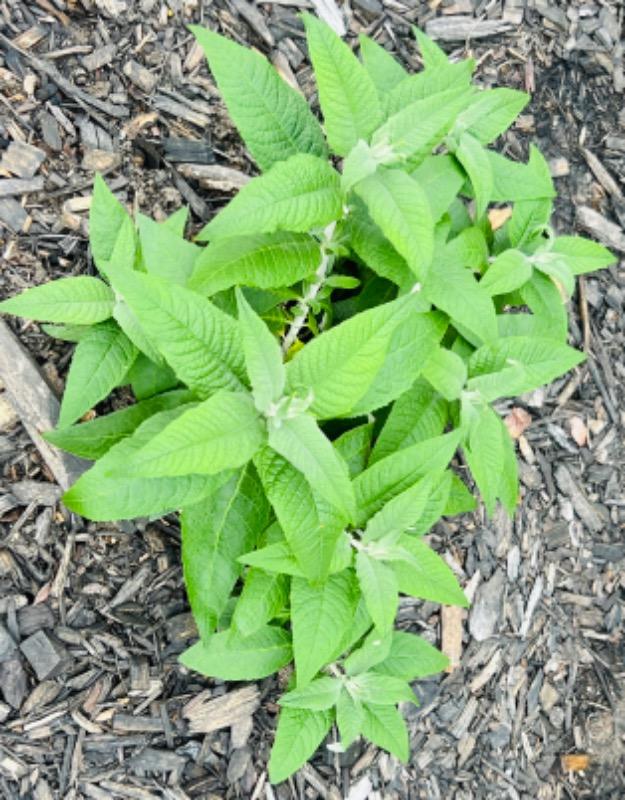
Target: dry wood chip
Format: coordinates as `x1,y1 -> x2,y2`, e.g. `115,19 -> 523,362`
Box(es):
231,0 -> 275,46
554,464 -> 605,533
82,44 -> 117,72
425,16 -> 513,41
561,753 -> 591,772
153,95 -> 210,128
0,198 -> 30,233
0,141 -> 46,178
311,0 -> 346,36
441,605 -> 464,671
0,177 -> 43,197
469,569 -> 505,642
12,26 -> 47,50
123,60 -> 158,94
20,630 -> 71,680
183,685 -> 260,734
582,148 -> 624,200
577,206 -> 625,252
82,149 -> 122,172
177,163 -> 250,191
504,407 -> 532,439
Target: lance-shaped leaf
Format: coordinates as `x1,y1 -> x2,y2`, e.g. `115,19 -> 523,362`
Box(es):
268,708 -> 333,784
355,551 -> 398,634
189,232 -> 321,296
411,154 -> 465,221
462,403 -> 504,516
162,206 -> 188,236
532,253 -> 575,298
180,625 -> 292,680
63,406 -> 229,521
508,197 -> 553,248
373,631 -> 449,680
336,690 -> 364,750
354,169 -> 433,280
279,677 -> 343,711
239,532 -> 352,578
137,213 -> 200,285
285,293 -> 423,419
520,271 -> 568,341
487,145 -> 555,202
370,378 -> 448,464
550,236 -> 616,275
255,447 -> 347,583
59,321 -> 138,428
89,174 -> 133,275
302,13 -> 382,156
0,276 -> 114,325
480,249 -> 532,296
386,60 -> 474,117
190,26 -> 327,170
354,431 -> 461,525
455,132 -> 493,218
358,34 -> 407,99
413,26 -> 449,69
391,535 -> 468,606
45,388 -> 193,460
182,466 -> 269,641
118,390 -> 264,478
291,570 -> 360,687
360,704 -> 409,762
363,474 -> 438,543
232,568 -> 289,637
268,414 -> 356,521
421,347 -> 467,401
236,289 -> 285,413
348,672 -> 416,706
127,355 -> 179,400
333,423 -> 374,478
467,336 -> 585,402
198,154 -> 342,242
499,420 -> 519,514
107,268 -> 246,397
344,628 -> 393,677
455,88 -> 529,145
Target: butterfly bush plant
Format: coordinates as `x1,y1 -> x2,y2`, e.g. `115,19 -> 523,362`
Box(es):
0,17 -> 615,782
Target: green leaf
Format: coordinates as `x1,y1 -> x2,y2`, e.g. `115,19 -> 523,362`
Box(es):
44,388 -> 192,459
363,474 -> 438,543
236,288 -> 285,413
344,628 -> 392,676
41,323 -> 89,342
413,26 -> 449,69
239,532 -> 351,578
127,354 -> 179,400
519,270 -> 568,341
410,155 -> 465,221
444,473 -> 477,515
182,466 -> 269,640
480,249 -> 532,296
279,677 -> 343,711
455,132 -> 493,218
370,378 -> 447,464
180,625 -> 292,680
499,420 -> 519,514
198,154 -> 342,242
291,570 -> 360,686
423,249 -> 497,345
467,336 -> 585,402
59,321 -> 138,427
63,406 -> 228,521
355,552 -> 398,634
268,414 -> 355,521
358,35 -> 407,99
190,26 -> 327,170
354,431 -> 461,525
162,206 -> 188,237
137,213 -> 200,285
89,174 -> 133,275
333,423 -> 374,478
462,402 -> 504,516
422,347 -> 467,400
302,13 -> 382,156
336,689 -> 364,750
113,300 -> 164,366
386,60 -> 474,117
409,471 -> 454,535
120,390 -> 264,478
487,145 -> 555,202
532,252 -> 575,298
360,703 -> 409,762
255,447 -> 347,583
549,236 -> 616,275
232,568 -> 289,637
373,631 -> 449,679
456,88 -> 529,144
507,198 -> 552,248
189,232 -> 321,296
107,269 -> 246,397
354,169 -> 434,280
0,276 -> 114,325
392,535 -> 468,606
268,707 -> 333,784
285,293 -> 423,419
349,672 -> 416,706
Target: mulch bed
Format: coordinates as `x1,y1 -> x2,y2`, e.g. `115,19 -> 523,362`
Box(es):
0,0 -> 624,798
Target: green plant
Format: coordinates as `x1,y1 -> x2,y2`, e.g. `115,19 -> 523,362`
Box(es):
0,18 -> 615,782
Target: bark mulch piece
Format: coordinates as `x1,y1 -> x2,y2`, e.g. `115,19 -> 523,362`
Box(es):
0,0 -> 624,797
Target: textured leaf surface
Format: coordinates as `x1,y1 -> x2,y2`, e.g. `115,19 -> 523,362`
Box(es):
232,568 -> 289,637
456,88 -> 529,144
386,60 -> 474,117
336,690 -> 364,749
374,631 -> 449,679
363,475 -> 437,542
360,704 -> 409,762
268,414 -> 355,520
45,389 -> 192,459
89,174 -> 132,274
349,672 -> 416,705
519,271 -> 568,341
550,236 -> 616,275
63,407 -> 226,521
334,423 -> 373,478
410,155 -> 465,221
291,570 -> 359,686
303,13 -> 382,156
279,677 -> 343,710
108,269 -> 246,397
359,34 -> 407,99
199,155 -> 342,242
355,169 -> 433,279
189,232 -> 321,296
422,347 -> 467,400
480,249 -> 532,296
0,277 -> 114,325
137,213 -> 200,285
355,552 -> 397,634
191,26 -> 327,170
182,466 -> 268,640
462,404 -> 504,515
487,146 -> 555,202
121,391 -> 264,478
59,321 -> 138,427
268,708 -> 333,784
455,132 -> 492,218
392,535 -> 468,606
180,626 -> 292,680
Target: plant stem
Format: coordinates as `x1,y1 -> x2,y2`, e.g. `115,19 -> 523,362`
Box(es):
281,221 -> 336,354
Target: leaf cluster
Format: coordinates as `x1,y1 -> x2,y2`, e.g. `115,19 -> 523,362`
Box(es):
0,18 -> 614,783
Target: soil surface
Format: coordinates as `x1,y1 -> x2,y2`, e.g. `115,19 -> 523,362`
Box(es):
0,1 -> 624,798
